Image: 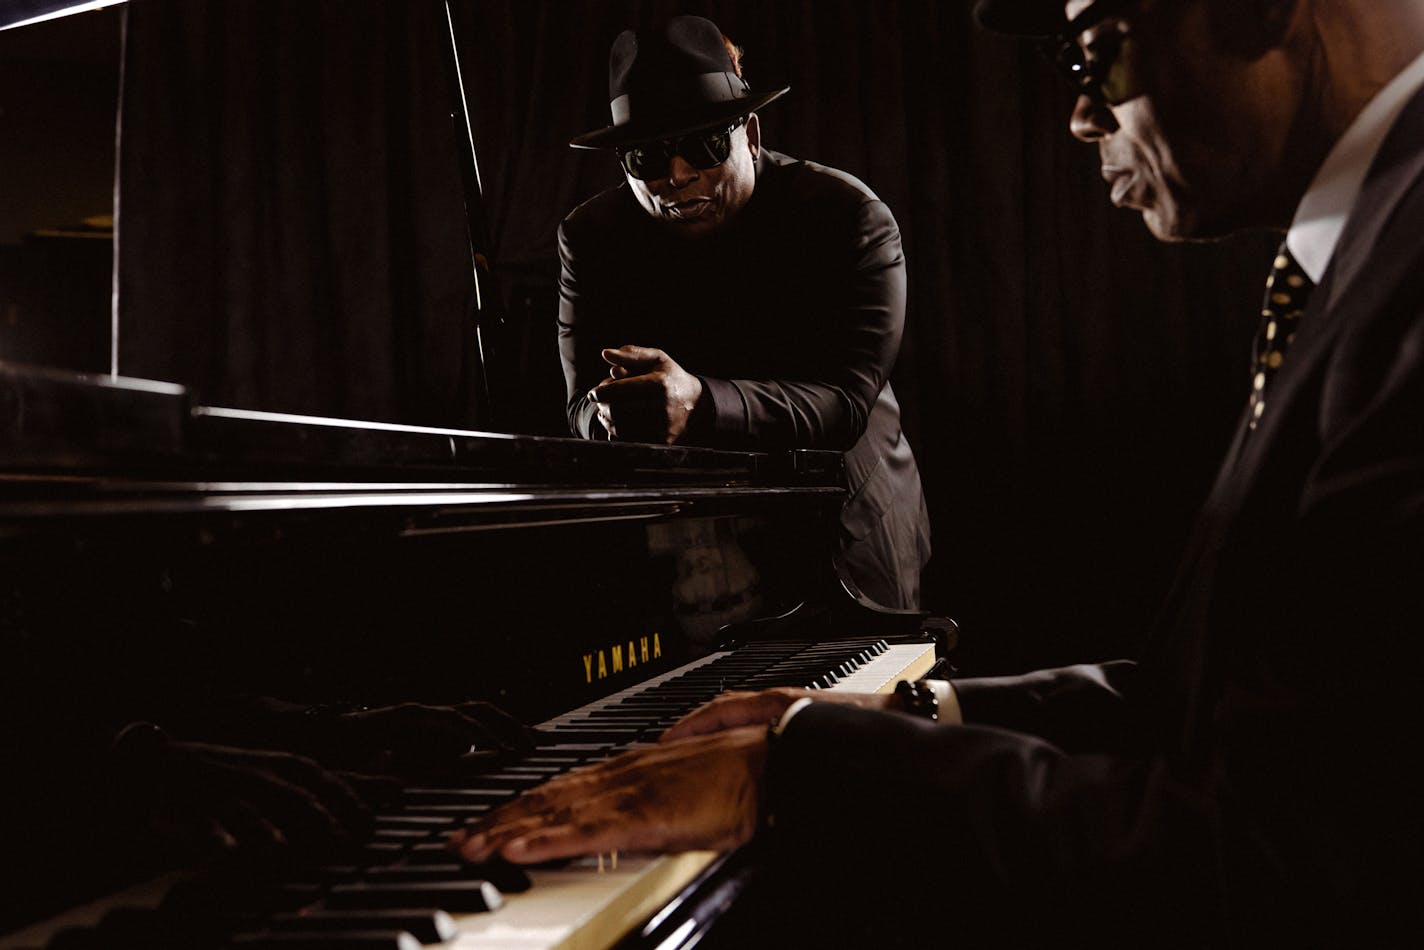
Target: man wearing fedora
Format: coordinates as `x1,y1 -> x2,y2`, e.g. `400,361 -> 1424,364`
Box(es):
556,15 -> 930,611
460,0 -> 1424,943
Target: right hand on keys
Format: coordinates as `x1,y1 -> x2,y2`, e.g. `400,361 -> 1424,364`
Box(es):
659,687 -> 895,742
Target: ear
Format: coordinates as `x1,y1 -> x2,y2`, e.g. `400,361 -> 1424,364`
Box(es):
1255,0 -> 1300,47
744,112 -> 761,160
1222,0 -> 1300,55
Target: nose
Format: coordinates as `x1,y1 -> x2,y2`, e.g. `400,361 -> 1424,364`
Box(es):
666,154 -> 700,189
1069,94 -> 1119,141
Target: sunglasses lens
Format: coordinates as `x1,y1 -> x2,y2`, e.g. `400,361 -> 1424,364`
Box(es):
618,121 -> 740,181
619,145 -> 670,181
681,129 -> 732,169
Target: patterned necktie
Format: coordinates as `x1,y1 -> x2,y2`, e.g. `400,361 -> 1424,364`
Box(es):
1247,241 -> 1314,430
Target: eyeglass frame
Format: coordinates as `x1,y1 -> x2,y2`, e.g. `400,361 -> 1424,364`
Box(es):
615,117 -> 747,182
1040,0 -> 1145,107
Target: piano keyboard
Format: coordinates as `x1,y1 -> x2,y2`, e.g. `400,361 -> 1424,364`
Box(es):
0,637 -> 936,950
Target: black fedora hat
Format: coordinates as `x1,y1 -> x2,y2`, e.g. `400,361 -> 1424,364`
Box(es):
974,0 -> 1073,36
570,15 -> 790,150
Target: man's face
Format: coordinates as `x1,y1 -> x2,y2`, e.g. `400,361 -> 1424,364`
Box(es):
1064,0 -> 1303,240
626,113 -> 760,238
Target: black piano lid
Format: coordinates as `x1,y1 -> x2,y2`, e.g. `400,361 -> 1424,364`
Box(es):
0,361 -> 847,523
0,0 -> 122,32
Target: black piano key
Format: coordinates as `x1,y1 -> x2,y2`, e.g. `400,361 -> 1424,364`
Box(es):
398,803 -> 493,819
372,829 -> 437,842
231,930 -> 422,950
401,788 -> 516,805
543,726 -> 643,741
356,842 -> 410,862
355,863 -> 532,896
362,864 -> 471,882
267,909 -> 459,945
325,881 -> 504,913
503,764 -> 566,774
374,814 -> 458,829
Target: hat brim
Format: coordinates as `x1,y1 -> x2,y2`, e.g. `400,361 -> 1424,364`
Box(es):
973,0 -> 1070,37
569,86 -> 790,150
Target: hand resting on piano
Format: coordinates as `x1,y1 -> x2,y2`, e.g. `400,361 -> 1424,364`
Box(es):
450,687 -> 897,864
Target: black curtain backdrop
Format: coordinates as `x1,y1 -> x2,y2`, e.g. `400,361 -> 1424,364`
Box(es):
116,0 -> 1278,674
117,0 -> 485,427
457,0 -> 1277,672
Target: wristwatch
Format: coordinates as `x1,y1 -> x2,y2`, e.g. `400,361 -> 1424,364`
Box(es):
894,678 -> 939,722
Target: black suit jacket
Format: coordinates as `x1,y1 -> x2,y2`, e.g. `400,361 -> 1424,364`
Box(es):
760,88 -> 1424,946
557,149 -> 930,608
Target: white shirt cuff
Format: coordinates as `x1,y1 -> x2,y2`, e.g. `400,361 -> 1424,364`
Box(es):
773,696 -> 816,734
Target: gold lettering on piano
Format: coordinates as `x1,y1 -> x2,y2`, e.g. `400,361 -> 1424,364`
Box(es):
582,633 -> 663,683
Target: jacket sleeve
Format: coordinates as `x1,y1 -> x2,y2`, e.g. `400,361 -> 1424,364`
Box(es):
951,660 -> 1137,752
699,197 -> 907,450
556,217 -> 607,440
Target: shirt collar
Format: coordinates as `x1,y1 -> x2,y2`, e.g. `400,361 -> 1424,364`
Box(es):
1287,49 -> 1424,284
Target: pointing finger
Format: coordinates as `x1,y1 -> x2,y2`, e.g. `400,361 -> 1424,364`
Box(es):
601,345 -> 666,368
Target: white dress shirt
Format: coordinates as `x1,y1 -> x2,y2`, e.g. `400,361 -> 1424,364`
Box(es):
1288,49 -> 1424,283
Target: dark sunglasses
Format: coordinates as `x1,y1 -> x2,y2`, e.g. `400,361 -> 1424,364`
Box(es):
617,118 -> 745,182
1041,0 -> 1141,106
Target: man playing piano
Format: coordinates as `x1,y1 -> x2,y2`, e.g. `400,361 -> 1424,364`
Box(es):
556,15 -> 930,610
457,0 -> 1424,943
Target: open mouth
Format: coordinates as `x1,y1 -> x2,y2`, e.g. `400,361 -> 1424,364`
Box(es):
666,197 -> 711,217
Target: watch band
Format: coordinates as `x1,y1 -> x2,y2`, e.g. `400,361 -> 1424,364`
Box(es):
894,678 -> 940,722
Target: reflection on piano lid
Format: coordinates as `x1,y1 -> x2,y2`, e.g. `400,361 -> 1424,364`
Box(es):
0,1 -> 126,33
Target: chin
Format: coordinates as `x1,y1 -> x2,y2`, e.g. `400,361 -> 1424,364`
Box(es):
663,217 -> 722,238
1141,200 -> 1213,244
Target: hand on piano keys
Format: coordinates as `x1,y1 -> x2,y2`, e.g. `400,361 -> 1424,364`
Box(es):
451,723 -> 771,864
659,685 -> 897,741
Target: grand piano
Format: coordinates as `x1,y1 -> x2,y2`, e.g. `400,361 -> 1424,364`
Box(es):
0,2 -> 952,947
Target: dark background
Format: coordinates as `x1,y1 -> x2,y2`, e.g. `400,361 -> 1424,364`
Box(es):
450,0 -> 1279,673
5,0 -> 1281,676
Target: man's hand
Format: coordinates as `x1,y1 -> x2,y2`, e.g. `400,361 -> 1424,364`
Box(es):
588,345 -> 703,444
450,725 -> 767,864
660,687 -> 895,742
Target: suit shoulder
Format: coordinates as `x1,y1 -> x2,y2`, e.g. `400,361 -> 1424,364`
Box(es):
762,149 -> 888,212
562,183 -> 639,238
